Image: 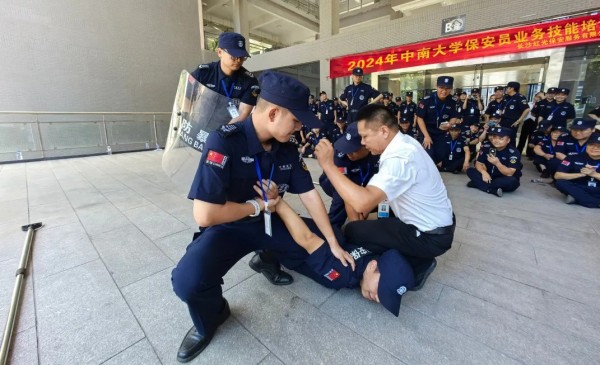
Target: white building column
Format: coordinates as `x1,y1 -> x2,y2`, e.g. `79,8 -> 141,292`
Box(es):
231,0 -> 249,41
319,1 -> 339,96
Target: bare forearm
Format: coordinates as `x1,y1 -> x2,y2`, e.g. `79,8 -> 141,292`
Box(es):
275,199 -> 323,254
554,172 -> 585,180
193,200 -> 256,227
300,189 -> 339,247
322,164 -> 383,213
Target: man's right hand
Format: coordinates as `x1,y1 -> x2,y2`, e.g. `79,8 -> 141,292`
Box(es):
481,171 -> 492,183
329,243 -> 355,271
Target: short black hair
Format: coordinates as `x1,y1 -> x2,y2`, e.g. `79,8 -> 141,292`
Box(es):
355,104 -> 398,130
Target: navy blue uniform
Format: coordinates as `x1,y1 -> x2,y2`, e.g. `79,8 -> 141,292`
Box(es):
318,99 -> 336,124
303,130 -> 328,157
340,83 -> 380,123
461,99 -> 482,119
533,137 -> 561,175
416,92 -> 460,163
499,93 -> 529,130
309,102 -> 319,115
532,99 -> 553,120
439,134 -> 468,173
555,155 -> 600,208
484,99 -> 504,120
172,118 -> 316,337
589,106 -> 600,119
319,153 -> 379,228
383,102 -> 398,118
328,124 -> 345,143
544,101 -> 575,129
467,145 -> 522,193
555,135 -> 588,158
463,129 -> 481,160
191,61 -> 259,107
336,104 -> 347,122
399,101 -> 417,122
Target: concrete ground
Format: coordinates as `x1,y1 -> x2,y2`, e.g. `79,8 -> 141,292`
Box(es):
0,150 -> 599,365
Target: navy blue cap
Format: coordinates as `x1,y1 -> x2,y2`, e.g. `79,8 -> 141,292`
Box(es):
551,125 -> 567,133
319,90 -> 327,95
437,76 -> 454,87
449,124 -> 461,130
334,122 -> 362,154
547,87 -> 557,93
218,32 -> 250,58
352,67 -> 364,76
472,88 -> 481,94
570,118 -> 596,130
405,91 -> 413,97
382,92 -> 390,99
557,88 -> 570,95
507,81 -> 520,91
588,133 -> 600,144
399,116 -> 410,123
395,96 -> 402,101
538,120 -> 552,131
333,97 -> 338,101
259,71 -> 320,129
494,86 -> 504,92
488,126 -> 512,137
377,250 -> 415,317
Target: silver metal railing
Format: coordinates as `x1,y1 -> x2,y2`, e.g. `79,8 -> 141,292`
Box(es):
0,111 -> 171,163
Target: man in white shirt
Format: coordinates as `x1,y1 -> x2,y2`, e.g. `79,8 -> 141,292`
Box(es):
315,104 -> 455,290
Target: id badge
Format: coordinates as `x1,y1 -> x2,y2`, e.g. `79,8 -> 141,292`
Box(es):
589,181 -> 597,188
325,109 -> 329,115
264,210 -> 272,236
449,154 -> 453,161
377,200 -> 390,219
547,115 -> 553,121
470,108 -> 475,114
227,103 -> 239,118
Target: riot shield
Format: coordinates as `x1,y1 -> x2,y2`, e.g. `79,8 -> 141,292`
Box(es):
162,71 -> 232,191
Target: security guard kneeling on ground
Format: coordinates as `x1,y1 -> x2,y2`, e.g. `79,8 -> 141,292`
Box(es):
466,126 -> 523,197
172,71 -> 354,363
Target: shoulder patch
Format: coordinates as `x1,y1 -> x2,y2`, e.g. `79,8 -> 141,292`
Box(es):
324,269 -> 341,281
561,160 -> 570,166
245,70 -> 255,77
217,123 -> 242,137
508,148 -> 515,153
424,95 -> 431,100
205,150 -> 228,169
198,64 -> 210,69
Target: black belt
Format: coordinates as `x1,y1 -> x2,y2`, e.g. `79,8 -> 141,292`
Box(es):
423,214 -> 456,235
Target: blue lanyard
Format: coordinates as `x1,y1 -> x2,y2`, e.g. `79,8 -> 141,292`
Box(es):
434,95 -> 446,121
575,143 -> 586,154
358,163 -> 370,186
220,79 -> 235,100
549,104 -> 562,117
350,86 -> 359,104
254,158 -> 275,204
502,96 -> 514,110
450,140 -> 458,153
548,141 -> 554,155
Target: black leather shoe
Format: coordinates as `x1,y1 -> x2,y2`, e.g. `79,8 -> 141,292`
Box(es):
249,253 -> 293,285
410,259 -> 437,291
176,300 -> 230,363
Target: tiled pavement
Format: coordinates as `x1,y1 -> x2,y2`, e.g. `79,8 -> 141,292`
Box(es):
0,151 -> 599,364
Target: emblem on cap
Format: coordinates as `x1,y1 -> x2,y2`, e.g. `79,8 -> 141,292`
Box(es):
346,133 -> 351,140
397,286 -> 407,295
238,40 -> 244,48
577,120 -> 582,125
445,78 -> 449,83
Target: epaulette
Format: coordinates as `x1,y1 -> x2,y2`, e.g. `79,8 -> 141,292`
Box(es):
245,70 -> 255,78
217,123 -> 243,137
197,64 -> 210,70
508,148 -> 515,153
424,95 -> 431,100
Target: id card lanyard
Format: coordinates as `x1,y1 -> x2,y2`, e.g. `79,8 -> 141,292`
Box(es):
449,140 -> 458,160
547,104 -> 562,121
434,95 -> 446,128
254,158 -> 275,236
358,163 -> 371,186
350,86 -> 359,106
221,79 -> 239,118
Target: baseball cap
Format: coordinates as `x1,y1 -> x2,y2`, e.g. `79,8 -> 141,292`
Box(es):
399,116 -> 410,124
471,88 -> 480,94
382,92 -> 390,99
319,91 -> 327,95
547,87 -> 557,94
556,88 -> 570,95
488,126 -> 512,137
376,250 -> 415,317
334,122 -> 362,154
506,81 -> 520,91
570,118 -> 596,130
449,124 -> 461,130
218,32 -> 250,58
395,96 -> 402,102
588,133 -> 600,144
494,86 -> 504,92
550,125 -> 567,133
437,76 -> 454,88
405,91 -> 413,97
352,67 -> 364,76
538,120 -> 552,131
259,71 -> 320,129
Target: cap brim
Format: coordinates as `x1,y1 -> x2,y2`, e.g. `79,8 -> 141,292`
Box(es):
290,109 -> 320,129
224,48 -> 250,58
379,293 -> 402,317
334,138 -> 362,154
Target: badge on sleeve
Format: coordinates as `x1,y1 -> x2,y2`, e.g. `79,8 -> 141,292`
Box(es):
324,269 -> 341,281
206,150 -> 228,168
561,160 -> 570,166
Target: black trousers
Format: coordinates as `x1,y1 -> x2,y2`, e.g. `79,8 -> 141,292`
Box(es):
517,118 -> 536,156
344,217 -> 454,268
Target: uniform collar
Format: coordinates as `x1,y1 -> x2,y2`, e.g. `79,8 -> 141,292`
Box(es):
242,116 -> 280,156
216,61 -> 243,83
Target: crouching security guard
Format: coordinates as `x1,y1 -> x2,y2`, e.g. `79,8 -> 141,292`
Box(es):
171,71 -> 354,363
466,126 -> 522,197
554,133 -> 600,208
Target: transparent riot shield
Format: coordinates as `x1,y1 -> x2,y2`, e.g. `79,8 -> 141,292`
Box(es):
162,71 -> 232,191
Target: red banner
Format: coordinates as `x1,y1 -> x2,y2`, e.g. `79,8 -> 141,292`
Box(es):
330,14 -> 600,79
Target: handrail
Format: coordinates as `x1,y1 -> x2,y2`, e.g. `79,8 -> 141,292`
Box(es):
0,111 -> 170,115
